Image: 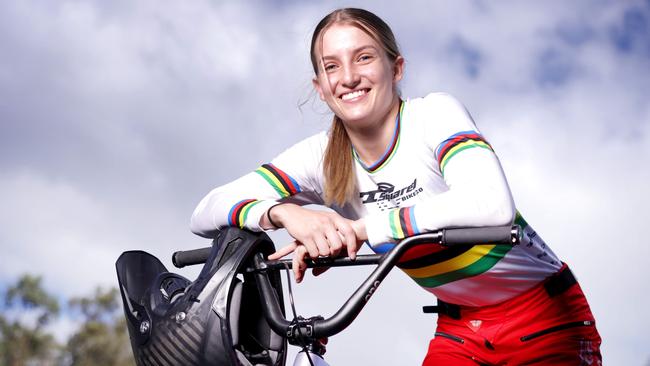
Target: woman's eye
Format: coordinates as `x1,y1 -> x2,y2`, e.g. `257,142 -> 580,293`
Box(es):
324,64 -> 337,72
358,54 -> 374,62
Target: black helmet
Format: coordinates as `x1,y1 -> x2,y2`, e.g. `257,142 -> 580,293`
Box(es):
116,228 -> 286,365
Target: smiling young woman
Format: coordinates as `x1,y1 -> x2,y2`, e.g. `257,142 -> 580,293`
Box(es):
191,8 -> 602,365
312,11 -> 405,207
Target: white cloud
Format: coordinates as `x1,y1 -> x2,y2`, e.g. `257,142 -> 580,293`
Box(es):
1,0 -> 649,364
0,171 -> 125,294
0,169 -> 209,297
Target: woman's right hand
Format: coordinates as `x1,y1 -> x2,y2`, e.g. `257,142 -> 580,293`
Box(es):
264,203 -> 362,282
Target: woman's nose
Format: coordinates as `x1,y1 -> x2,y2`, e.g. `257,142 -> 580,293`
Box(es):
341,64 -> 361,88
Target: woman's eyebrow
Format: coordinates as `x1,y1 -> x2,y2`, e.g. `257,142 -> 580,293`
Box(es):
321,45 -> 379,61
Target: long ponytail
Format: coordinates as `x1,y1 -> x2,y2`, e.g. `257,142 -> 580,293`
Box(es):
323,116 -> 355,206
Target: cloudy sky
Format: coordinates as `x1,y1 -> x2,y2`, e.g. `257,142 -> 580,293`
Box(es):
1,0 -> 648,364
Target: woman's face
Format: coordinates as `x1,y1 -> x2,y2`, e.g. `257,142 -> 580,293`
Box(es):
313,23 -> 403,130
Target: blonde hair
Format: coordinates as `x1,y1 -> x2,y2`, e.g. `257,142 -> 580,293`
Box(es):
310,8 -> 401,206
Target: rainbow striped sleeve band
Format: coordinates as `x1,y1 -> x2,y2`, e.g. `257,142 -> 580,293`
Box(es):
389,206 -> 420,239
228,199 -> 262,228
254,163 -> 301,198
436,131 -> 494,175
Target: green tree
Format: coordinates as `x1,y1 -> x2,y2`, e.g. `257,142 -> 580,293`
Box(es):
0,274 -> 60,366
64,287 -> 133,366
1,275 -> 134,366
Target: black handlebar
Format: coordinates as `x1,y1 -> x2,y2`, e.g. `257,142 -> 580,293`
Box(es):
172,246 -> 213,268
252,225 -> 520,339
173,225 -> 521,340
173,225 -> 520,269
442,225 -> 519,246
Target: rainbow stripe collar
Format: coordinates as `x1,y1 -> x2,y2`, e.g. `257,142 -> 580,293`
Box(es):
353,100 -> 404,173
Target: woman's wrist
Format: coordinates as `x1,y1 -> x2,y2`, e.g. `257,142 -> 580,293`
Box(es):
266,203 -> 283,229
352,218 -> 368,241
261,203 -> 284,230
262,203 -> 299,230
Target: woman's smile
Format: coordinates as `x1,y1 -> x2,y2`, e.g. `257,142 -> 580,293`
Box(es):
340,88 -> 370,101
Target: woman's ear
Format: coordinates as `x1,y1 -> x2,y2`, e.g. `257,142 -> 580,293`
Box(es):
393,56 -> 405,83
312,77 -> 326,101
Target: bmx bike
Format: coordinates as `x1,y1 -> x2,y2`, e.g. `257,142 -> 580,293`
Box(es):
116,225 -> 520,366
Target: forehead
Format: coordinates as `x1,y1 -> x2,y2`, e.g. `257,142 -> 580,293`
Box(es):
318,23 -> 379,57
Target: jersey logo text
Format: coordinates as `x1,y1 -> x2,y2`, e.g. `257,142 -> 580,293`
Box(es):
359,179 -> 423,206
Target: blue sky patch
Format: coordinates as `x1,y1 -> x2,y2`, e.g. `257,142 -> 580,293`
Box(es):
446,36 -> 483,79
534,47 -> 574,87
609,6 -> 650,55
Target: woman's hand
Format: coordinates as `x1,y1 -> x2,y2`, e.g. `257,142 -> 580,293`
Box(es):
266,204 -> 367,282
266,203 -> 359,259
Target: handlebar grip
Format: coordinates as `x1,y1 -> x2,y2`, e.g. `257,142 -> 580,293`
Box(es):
442,225 -> 519,246
172,246 -> 212,268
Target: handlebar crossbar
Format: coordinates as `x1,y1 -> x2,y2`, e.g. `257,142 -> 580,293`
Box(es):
253,254 -> 384,272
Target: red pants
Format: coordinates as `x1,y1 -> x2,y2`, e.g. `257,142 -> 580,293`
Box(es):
422,267 -> 602,365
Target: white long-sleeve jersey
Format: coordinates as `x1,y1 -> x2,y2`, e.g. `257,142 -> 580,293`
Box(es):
191,93 -> 561,307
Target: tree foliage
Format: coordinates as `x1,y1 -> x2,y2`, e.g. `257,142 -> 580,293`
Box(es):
65,287 -> 133,366
5,274 -> 59,326
1,274 -> 60,366
0,274 -> 133,366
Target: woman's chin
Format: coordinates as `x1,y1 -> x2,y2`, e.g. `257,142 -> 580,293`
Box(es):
339,114 -> 371,128
337,105 -> 373,125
